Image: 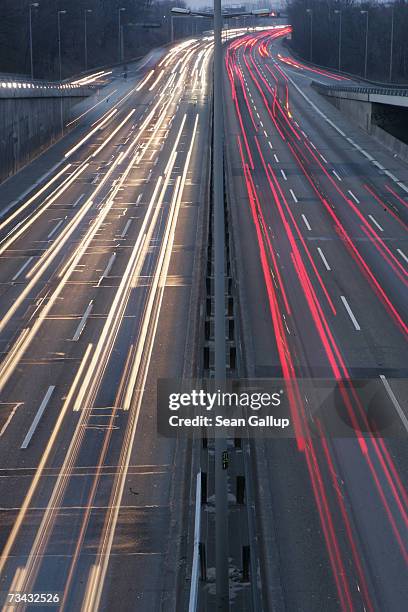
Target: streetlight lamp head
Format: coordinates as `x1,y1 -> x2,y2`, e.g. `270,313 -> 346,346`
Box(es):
31,3 -> 40,7
360,10 -> 367,14
120,7 -> 126,11
306,8 -> 312,13
251,9 -> 270,16
171,7 -> 191,15
59,10 -> 67,15
86,9 -> 92,13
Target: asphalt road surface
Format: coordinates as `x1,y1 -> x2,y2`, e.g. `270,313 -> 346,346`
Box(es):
224,28 -> 407,612
0,38 -> 212,611
0,24 -> 407,612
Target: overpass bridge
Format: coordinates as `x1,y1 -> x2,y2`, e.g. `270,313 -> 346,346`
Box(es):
312,81 -> 408,162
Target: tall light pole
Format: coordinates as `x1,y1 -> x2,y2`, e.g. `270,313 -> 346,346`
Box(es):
361,10 -> 369,79
29,3 -> 39,80
84,9 -> 92,72
334,9 -> 342,72
213,0 -> 228,607
118,7 -> 126,63
57,9 -> 67,82
389,5 -> 394,82
306,8 -> 313,63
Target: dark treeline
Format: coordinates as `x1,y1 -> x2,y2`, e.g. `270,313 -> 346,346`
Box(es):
0,0 -> 195,80
287,0 -> 408,83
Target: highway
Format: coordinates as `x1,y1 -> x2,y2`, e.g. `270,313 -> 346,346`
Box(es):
224,27 -> 407,612
0,23 -> 407,612
0,38 -> 212,611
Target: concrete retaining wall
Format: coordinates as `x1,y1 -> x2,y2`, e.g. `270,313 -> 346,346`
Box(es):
324,94 -> 372,133
371,124 -> 408,164
0,96 -> 85,183
315,87 -> 408,164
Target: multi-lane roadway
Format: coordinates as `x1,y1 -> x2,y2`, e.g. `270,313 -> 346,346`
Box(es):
0,23 -> 407,612
224,27 -> 407,612
0,37 -> 212,611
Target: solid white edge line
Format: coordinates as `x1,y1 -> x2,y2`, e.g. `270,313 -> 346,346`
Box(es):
379,375 -> 408,434
21,386 -> 55,449
340,296 -> 360,330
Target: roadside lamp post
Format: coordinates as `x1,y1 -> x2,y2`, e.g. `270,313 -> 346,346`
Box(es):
118,8 -> 126,63
334,9 -> 342,72
389,5 -> 394,82
29,3 -> 39,80
361,10 -> 369,79
306,8 -> 313,63
84,9 -> 92,72
57,9 -> 67,82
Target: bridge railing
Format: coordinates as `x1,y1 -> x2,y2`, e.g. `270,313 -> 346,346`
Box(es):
311,81 -> 408,97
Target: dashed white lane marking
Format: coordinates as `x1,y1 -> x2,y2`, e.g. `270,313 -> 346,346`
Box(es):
12,256 -> 34,281
332,169 -> 342,182
120,219 -> 132,238
302,214 -> 312,231
341,296 -> 361,330
268,141 -> 273,149
280,169 -> 287,181
72,193 -> 85,208
280,68 -> 408,194
348,190 -> 360,204
98,252 -> 116,285
380,375 -> 408,434
136,193 -> 143,205
317,247 -> 331,271
289,189 -> 298,203
273,154 -> 279,163
396,248 -> 408,264
72,300 -> 93,342
372,160 -> 385,170
47,219 -> 64,239
0,403 -> 20,438
21,386 -> 55,449
368,214 -> 384,232
319,153 -> 328,163
264,130 -> 268,137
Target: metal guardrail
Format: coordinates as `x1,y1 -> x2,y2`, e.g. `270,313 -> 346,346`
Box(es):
311,81 -> 408,97
188,472 -> 202,612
